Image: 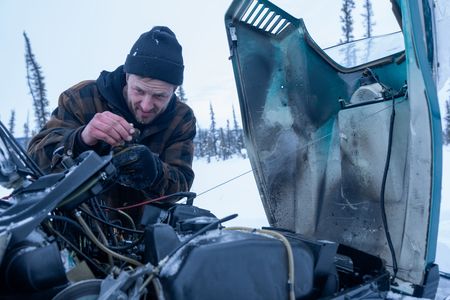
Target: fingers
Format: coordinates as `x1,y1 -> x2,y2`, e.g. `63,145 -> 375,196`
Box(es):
81,112 -> 136,146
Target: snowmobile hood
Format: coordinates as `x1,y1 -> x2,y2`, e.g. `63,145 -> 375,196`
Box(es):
225,0 -> 442,286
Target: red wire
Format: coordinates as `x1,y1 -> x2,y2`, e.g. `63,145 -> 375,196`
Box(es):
116,194 -> 173,210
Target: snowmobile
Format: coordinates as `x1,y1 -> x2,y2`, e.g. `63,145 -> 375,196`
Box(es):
0,0 -> 448,299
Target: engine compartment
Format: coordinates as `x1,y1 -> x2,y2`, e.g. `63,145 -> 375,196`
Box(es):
0,149 -> 391,300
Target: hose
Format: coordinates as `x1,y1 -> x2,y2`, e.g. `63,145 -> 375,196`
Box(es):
81,204 -> 114,267
116,209 -> 136,230
151,277 -> 166,300
79,206 -> 144,234
74,210 -> 142,267
225,227 -> 295,300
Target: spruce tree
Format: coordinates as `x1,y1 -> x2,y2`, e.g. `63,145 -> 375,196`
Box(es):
24,31 -> 49,130
23,112 -> 31,147
362,0 -> 375,38
226,119 -> 233,157
208,103 -> 218,160
340,0 -> 355,43
176,85 -> 188,102
444,100 -> 450,145
219,128 -> 229,160
8,110 -> 16,136
232,105 -> 244,156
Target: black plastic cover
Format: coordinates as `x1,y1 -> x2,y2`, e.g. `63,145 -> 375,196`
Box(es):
159,230 -> 321,300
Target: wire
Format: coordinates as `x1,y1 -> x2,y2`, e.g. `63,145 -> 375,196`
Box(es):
79,206 -> 144,234
80,216 -> 143,250
116,209 -> 136,230
45,214 -> 85,233
81,204 -> 114,267
98,204 -> 138,230
380,96 -> 399,281
89,197 -> 109,223
89,197 -> 121,246
196,169 -> 254,197
74,210 -> 143,267
116,192 -> 197,210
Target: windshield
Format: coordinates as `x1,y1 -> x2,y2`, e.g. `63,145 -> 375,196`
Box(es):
269,0 -> 403,68
324,31 -> 404,68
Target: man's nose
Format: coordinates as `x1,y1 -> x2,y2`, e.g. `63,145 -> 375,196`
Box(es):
140,96 -> 154,111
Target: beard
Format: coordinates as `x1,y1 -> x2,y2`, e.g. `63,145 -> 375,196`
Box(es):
134,108 -> 158,124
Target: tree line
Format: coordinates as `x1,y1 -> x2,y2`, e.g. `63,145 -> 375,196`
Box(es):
4,3 -> 450,154
194,104 -> 246,162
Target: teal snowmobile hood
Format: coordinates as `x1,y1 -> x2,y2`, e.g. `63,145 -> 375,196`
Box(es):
225,0 -> 442,286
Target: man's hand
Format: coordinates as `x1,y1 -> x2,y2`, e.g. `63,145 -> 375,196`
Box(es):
81,111 -> 135,146
112,144 -> 162,190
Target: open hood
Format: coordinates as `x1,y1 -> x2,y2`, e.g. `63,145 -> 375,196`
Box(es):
225,0 -> 442,286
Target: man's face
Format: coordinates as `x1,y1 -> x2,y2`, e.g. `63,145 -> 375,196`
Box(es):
125,74 -> 175,124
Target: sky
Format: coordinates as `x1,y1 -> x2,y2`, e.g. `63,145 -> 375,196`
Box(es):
0,0 -> 400,135
0,1 -> 449,296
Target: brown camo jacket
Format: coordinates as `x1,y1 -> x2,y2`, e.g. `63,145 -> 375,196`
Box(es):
27,79 -> 196,220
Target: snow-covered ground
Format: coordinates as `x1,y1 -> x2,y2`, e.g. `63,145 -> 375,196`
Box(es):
191,157 -> 268,228
437,146 -> 450,272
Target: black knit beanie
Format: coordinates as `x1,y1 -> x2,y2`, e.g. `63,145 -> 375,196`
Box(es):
124,26 -> 184,85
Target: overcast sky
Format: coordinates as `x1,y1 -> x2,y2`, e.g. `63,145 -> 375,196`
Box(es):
0,0 -> 400,135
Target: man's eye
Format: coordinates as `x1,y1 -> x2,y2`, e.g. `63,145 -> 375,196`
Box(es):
156,95 -> 165,100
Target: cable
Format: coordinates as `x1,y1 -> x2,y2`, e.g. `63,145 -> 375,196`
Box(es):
98,204 -> 138,230
116,192 -> 197,210
225,227 -> 295,300
79,206 -> 144,234
74,210 -> 143,267
380,96 -> 399,282
89,197 -> 109,223
116,209 -> 136,230
81,204 -> 114,267
89,197 -> 120,246
196,170 -> 254,197
45,214 -> 85,233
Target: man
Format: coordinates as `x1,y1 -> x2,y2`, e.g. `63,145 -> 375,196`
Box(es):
28,26 -> 196,219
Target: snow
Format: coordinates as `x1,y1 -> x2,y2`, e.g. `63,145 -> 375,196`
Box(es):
438,145 -> 450,272
191,157 -> 268,228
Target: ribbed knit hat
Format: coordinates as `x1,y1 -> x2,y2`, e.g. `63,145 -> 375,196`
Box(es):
124,26 -> 184,85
